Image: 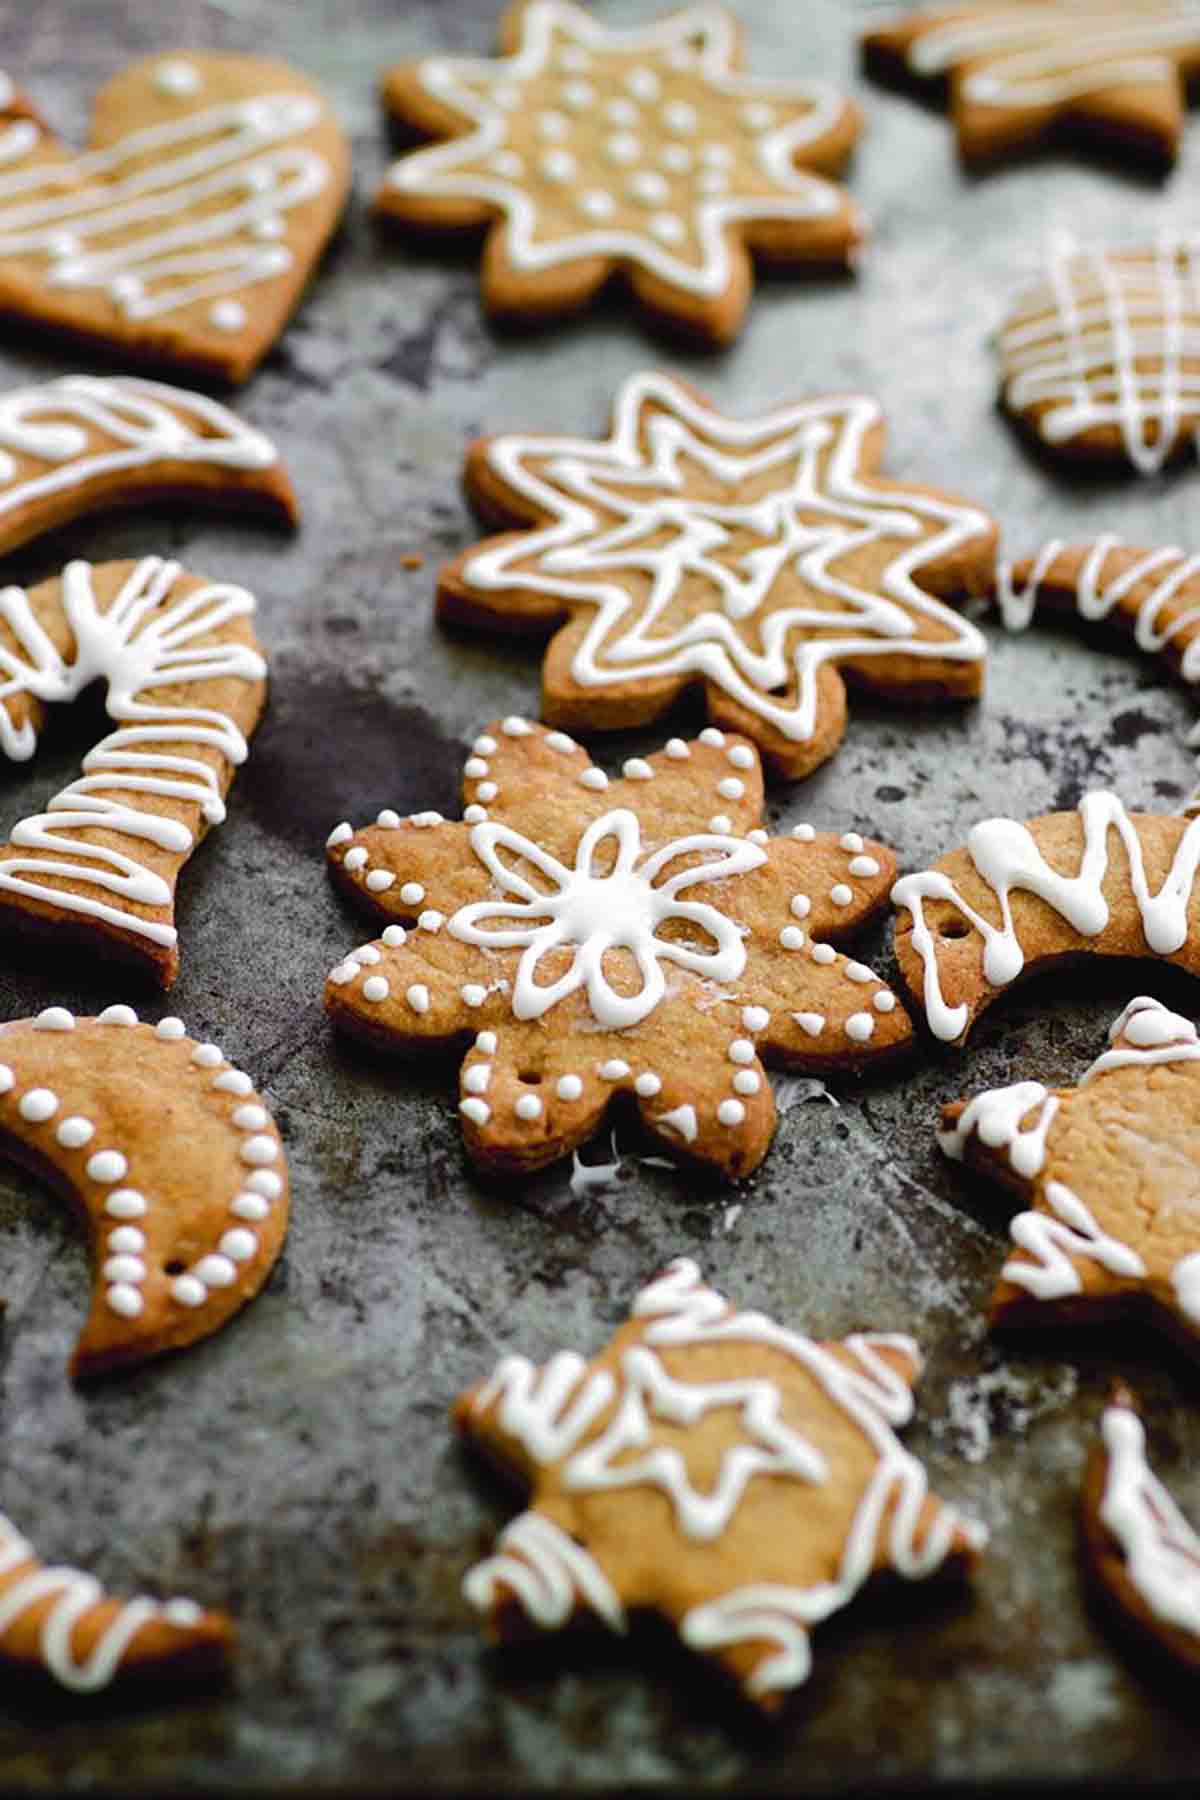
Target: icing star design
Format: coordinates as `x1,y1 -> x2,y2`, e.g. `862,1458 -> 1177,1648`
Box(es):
455,1258 -> 986,1711
863,3 -> 1200,169
376,0 -> 863,342
941,996 -> 1200,1353
440,372 -> 996,781
324,718 -> 913,1180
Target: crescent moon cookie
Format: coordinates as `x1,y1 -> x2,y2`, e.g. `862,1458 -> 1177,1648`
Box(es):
455,1258 -> 987,1713
861,2 -> 1200,169
0,375 -> 296,555
324,719 -> 913,1180
940,996 -> 1200,1352
0,555 -> 267,988
0,52 -> 350,383
0,1508 -> 232,1693
998,233 -> 1200,473
0,1005 -> 288,1381
439,373 -> 997,780
1082,1385 -> 1200,1679
375,0 -> 863,345
891,793 -> 1200,1046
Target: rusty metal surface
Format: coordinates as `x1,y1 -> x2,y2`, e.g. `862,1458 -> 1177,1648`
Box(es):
0,0 -> 1197,1789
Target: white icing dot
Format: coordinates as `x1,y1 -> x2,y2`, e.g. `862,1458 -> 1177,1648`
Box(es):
192,1043 -> 224,1068
209,300 -> 246,333
353,937 -> 382,963
698,169 -> 728,196
747,825 -> 767,844
0,1066 -> 12,1093
635,1072 -> 662,1097
536,109 -> 569,140
464,758 -> 489,778
476,1031 -> 498,1054
247,1170 -> 282,1198
629,170 -> 669,206
600,1059 -> 630,1080
540,149 -> 576,182
663,100 -> 698,133
545,732 -> 575,752
407,985 -> 431,1014
792,823 -> 815,841
650,214 -> 685,243
172,1275 -> 207,1308
625,66 -> 660,100
461,1097 -> 491,1126
580,769 -> 609,791
400,882 -> 425,906
464,1065 -> 491,1095
605,97 -> 639,126
162,1598 -> 204,1626
376,810 -> 401,829
700,728 -> 726,747
55,1116 -> 94,1148
830,884 -> 853,907
476,783 -> 498,802
34,1007 -> 75,1032
718,1099 -> 745,1127
195,1253 -> 237,1288
87,1150 -> 127,1184
701,142 -> 733,167
490,149 -> 523,177
709,815 -> 733,834
846,1013 -> 876,1043
474,735 -> 498,754
811,943 -> 837,965
154,58 -> 202,97
561,79 -> 595,111
665,738 -> 690,759
413,810 -> 443,828
733,1070 -> 760,1095
213,1070 -> 253,1095
727,745 -> 756,769
840,832 -> 864,853
367,870 -> 395,892
515,1094 -> 543,1121
233,1103 -> 269,1131
107,1284 -> 143,1318
343,847 -> 368,872
578,186 -> 610,217
795,1013 -> 825,1037
741,102 -> 776,131
718,777 -> 745,801
103,1254 -> 145,1284
326,822 -> 353,848
461,985 -> 488,1008
155,1017 -> 186,1042
253,214 -> 285,240
220,1229 -> 257,1263
850,856 -> 881,878
845,962 -> 874,983
18,1089 -> 57,1123
729,1039 -> 755,1065
382,926 -> 407,949
660,142 -> 692,172
417,910 -> 445,932
232,1193 -> 270,1222
623,758 -> 653,780
240,1136 -> 278,1166
874,991 -> 897,1013
362,969 -> 390,999
742,1006 -> 769,1032
108,1226 -> 144,1254
788,896 -> 811,922
97,1005 -> 138,1027
780,926 -> 805,950
557,1074 -> 584,1101
605,131 -> 641,164
558,44 -> 590,71
105,1189 -> 147,1219
463,805 -> 488,824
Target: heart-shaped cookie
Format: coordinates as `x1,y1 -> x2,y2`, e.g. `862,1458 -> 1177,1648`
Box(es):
0,53 -> 350,383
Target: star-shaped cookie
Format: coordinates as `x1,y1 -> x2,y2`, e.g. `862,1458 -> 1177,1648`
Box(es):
455,1258 -> 986,1711
325,718 -> 913,1179
376,0 -> 863,343
941,996 -> 1200,1352
439,373 -> 996,780
862,3 -> 1200,169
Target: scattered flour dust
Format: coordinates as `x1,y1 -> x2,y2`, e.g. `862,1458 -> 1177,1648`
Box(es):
934,1363 -> 1078,1464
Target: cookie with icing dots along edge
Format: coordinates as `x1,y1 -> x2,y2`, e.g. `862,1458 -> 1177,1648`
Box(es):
0,1005 -> 288,1381
439,371 -> 997,781
0,374 -> 297,556
861,4 -> 1200,170
1082,1385 -> 1200,1682
0,556 -> 268,989
998,233 -> 1200,474
455,1256 -> 987,1713
324,718 -> 913,1180
0,1506 -> 232,1695
0,52 -> 350,384
891,791 -> 1200,1047
941,996 -> 1200,1354
375,0 -> 863,345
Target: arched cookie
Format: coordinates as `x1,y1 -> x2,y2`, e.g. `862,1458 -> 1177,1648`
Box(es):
0,1006 -> 288,1380
891,793 -> 1200,1045
0,556 -> 268,987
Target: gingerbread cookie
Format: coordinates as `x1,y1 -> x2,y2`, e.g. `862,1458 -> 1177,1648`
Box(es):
891,792 -> 1200,1045
0,1507 -> 231,1692
862,4 -> 1200,169
0,1006 -> 287,1380
376,0 -> 862,344
0,52 -> 349,383
456,1257 -> 986,1711
941,996 -> 1200,1349
325,718 -> 912,1180
0,375 -> 296,554
1082,1386 -> 1200,1678
439,373 -> 996,780
999,232 -> 1200,473
0,556 -> 267,987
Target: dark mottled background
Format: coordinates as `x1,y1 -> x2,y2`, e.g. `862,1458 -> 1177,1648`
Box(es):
0,0 -> 1197,1790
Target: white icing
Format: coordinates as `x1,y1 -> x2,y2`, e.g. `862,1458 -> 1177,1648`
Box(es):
1099,1401 -> 1200,1638
0,557 -> 264,946
1006,1179 -> 1147,1299
0,78 -> 330,321
388,0 -> 856,299
465,372 -> 989,744
448,808 -> 765,1029
1000,233 -> 1200,474
892,790 -> 1200,1043
463,1511 -> 626,1633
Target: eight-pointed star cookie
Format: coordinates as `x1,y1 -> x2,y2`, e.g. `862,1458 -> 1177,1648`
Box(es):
892,791 -> 1200,1046
439,372 -> 996,780
940,996 -> 1200,1354
376,0 -> 863,344
862,3 -> 1200,170
324,718 -> 913,1179
455,1257 -> 986,1711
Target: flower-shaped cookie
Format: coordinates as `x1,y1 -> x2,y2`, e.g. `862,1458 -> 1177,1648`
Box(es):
325,719 -> 912,1178
376,0 -> 862,344
440,372 -> 996,781
455,1258 -> 986,1711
